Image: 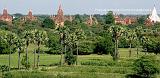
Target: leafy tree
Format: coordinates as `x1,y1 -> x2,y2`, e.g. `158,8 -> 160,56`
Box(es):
42,17 -> 55,29
15,38 -> 25,69
73,28 -> 85,65
46,33 -> 61,54
135,26 -> 143,57
33,29 -> 48,68
94,35 -> 114,55
105,11 -> 115,24
131,56 -> 159,78
4,32 -> 17,71
23,30 -> 33,69
126,30 -> 137,57
57,26 -> 69,66
137,15 -> 147,25
109,25 -> 125,61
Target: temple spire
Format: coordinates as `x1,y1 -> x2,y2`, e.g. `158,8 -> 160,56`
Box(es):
149,6 -> 160,23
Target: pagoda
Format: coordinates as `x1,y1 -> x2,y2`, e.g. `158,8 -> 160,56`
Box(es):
53,4 -> 64,27
22,9 -> 37,21
149,6 -> 160,23
0,8 -> 13,22
85,15 -> 98,26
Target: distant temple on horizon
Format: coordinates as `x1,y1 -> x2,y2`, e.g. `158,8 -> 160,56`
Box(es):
51,2 -> 74,27
145,6 -> 160,26
85,15 -> 98,26
0,8 -> 13,23
114,14 -> 136,25
22,10 -> 37,21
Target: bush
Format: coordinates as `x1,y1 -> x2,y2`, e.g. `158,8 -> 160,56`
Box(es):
126,56 -> 159,78
65,51 -> 76,65
0,65 -> 9,72
21,55 -> 31,69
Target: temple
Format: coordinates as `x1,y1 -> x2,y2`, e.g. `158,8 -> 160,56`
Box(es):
85,15 -> 98,26
0,8 -> 13,22
149,6 -> 160,23
52,4 -> 64,27
22,9 -> 37,21
114,14 -> 136,25
145,6 -> 160,26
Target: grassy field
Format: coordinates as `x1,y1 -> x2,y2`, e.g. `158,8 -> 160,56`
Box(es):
0,44 -> 160,78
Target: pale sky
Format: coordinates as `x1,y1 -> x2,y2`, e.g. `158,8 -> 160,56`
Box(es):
0,0 -> 160,15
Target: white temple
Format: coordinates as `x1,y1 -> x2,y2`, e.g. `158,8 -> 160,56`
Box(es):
149,6 -> 160,23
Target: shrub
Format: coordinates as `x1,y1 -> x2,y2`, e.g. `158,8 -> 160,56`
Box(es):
0,65 -> 9,72
126,56 -> 159,78
65,51 -> 76,65
21,55 -> 31,69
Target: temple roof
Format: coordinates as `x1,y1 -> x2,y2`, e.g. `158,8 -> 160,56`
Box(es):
149,6 -> 160,23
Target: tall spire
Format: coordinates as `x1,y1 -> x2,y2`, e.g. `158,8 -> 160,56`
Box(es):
149,6 -> 160,23
3,8 -> 8,15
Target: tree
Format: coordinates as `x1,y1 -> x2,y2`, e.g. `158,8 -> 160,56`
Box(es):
137,15 -> 147,25
109,25 -> 125,61
33,29 -> 48,68
42,17 -> 55,29
135,26 -> 143,57
57,26 -> 69,66
94,35 -> 114,55
15,38 -> 25,69
131,56 -> 159,78
126,30 -> 136,57
23,30 -> 33,69
73,28 -> 85,65
105,11 -> 115,24
5,32 -> 17,71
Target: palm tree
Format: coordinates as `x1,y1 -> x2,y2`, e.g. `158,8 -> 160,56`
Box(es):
109,25 -> 125,61
57,26 -> 69,66
5,32 -> 17,71
33,29 -> 48,68
74,28 -> 85,65
15,38 -> 25,70
23,30 -> 33,69
135,26 -> 143,57
126,30 -> 136,57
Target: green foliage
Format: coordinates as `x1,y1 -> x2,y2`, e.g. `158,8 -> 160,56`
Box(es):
119,37 -> 136,48
45,32 -> 61,54
142,37 -> 160,54
21,55 -> 31,69
94,36 -> 114,55
0,30 -> 17,54
128,56 -> 159,78
105,11 -> 115,24
137,16 -> 147,25
42,17 -> 55,29
0,65 -> 9,72
81,59 -> 116,66
65,51 -> 76,65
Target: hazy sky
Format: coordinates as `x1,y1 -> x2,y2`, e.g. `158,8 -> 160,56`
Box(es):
0,0 -> 160,15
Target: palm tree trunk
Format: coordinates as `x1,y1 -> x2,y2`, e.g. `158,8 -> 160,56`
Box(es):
76,43 -> 79,65
26,46 -> 28,69
34,49 -> 36,68
129,43 -> 132,57
136,43 -> 139,57
9,46 -> 11,71
37,46 -> 40,68
18,48 -> 21,70
60,41 -> 63,66
114,39 -> 119,61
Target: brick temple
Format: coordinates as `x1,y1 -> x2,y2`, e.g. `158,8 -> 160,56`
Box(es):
0,8 -> 13,22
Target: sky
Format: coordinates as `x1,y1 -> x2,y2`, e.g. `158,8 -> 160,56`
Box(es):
0,0 -> 160,15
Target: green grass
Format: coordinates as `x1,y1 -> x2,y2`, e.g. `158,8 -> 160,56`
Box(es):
0,44 -> 160,78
